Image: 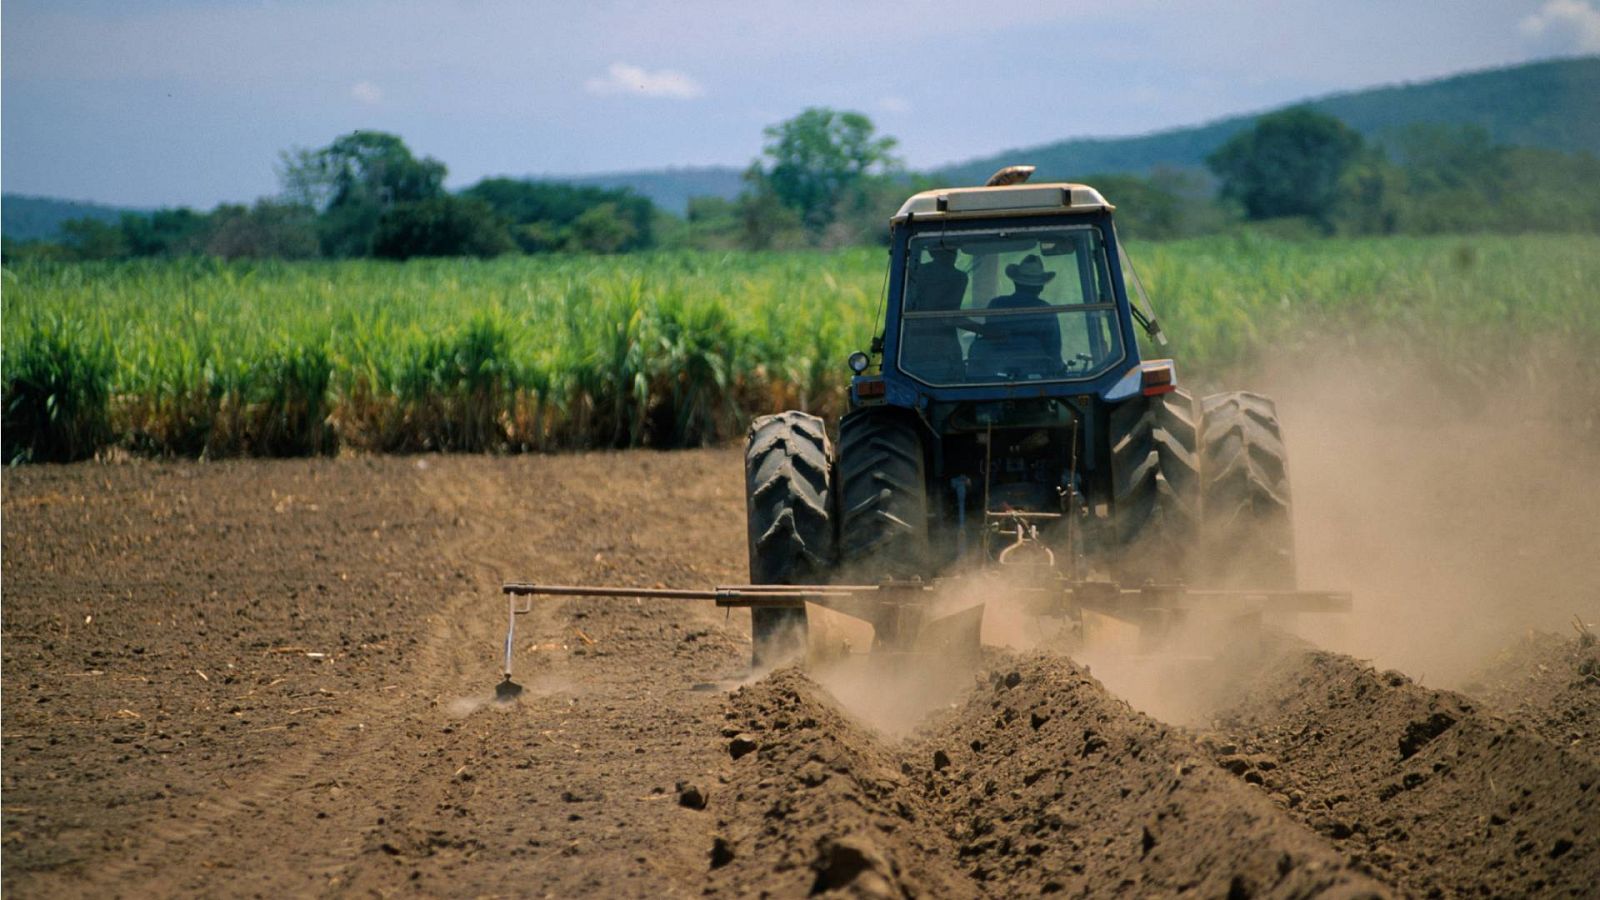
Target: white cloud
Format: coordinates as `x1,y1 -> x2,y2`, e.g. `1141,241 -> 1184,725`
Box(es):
584,62 -> 704,100
350,81 -> 383,104
1520,0 -> 1600,52
879,96 -> 911,114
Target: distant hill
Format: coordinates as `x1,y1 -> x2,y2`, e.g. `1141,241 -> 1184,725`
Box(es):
556,166 -> 745,216
540,58 -> 1600,212
938,56 -> 1600,186
2,194 -> 144,242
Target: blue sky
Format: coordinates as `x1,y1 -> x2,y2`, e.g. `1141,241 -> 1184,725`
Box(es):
5,0 -> 1600,208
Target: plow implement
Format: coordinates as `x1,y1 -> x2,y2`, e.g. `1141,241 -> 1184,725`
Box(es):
493,575 -> 1350,700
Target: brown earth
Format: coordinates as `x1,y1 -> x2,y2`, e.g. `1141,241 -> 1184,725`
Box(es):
1457,631 -> 1600,765
3,450 -> 1595,897
1204,647 -> 1600,898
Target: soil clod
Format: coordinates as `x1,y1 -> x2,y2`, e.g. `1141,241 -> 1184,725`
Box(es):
727,734 -> 759,760
677,781 -> 708,810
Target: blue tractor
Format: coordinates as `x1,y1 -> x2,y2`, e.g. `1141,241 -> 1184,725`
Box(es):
494,167 -> 1343,692
744,167 -> 1303,664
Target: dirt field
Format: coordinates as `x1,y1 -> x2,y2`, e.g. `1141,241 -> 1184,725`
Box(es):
4,442 -> 1598,897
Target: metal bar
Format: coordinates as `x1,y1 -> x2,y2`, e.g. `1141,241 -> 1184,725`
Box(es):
1067,587 -> 1352,613
505,581 -> 1345,606
504,583 -> 723,600
501,582 -> 889,600
726,584 -> 880,593
503,595 -> 518,680
716,591 -> 838,605
902,303 -> 1118,320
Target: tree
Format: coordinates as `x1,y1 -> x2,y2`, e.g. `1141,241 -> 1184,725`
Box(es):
278,131 -> 447,257
120,208 -> 211,257
755,108 -> 901,232
461,178 -> 656,253
564,202 -> 637,254
59,217 -> 129,260
1334,149 -> 1403,236
1388,124 -> 1504,194
734,165 -> 806,250
1498,146 -> 1600,234
205,201 -> 321,260
280,131 -> 446,211
1206,107 -> 1364,227
371,196 -> 513,260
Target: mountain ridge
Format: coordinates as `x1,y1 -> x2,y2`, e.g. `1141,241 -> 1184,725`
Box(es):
937,55 -> 1600,185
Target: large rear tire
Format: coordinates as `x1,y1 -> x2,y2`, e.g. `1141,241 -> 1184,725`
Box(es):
744,411 -> 833,668
1109,389 -> 1201,584
836,409 -> 929,580
1197,391 -> 1296,589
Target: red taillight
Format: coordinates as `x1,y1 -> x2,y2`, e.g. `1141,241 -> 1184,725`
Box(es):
1140,360 -> 1176,396
856,378 -> 886,398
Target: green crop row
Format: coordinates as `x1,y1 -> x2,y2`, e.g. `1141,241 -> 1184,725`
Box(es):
4,234 -> 1597,463
1133,233 -> 1600,378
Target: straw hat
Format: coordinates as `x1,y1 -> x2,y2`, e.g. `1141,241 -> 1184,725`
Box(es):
1005,254 -> 1056,286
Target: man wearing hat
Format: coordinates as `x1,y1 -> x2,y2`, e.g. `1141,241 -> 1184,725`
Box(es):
967,254 -> 1063,375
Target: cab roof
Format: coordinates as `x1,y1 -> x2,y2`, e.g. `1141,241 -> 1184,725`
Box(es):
892,182 -> 1113,224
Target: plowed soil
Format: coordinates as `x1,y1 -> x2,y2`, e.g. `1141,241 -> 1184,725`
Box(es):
4,450 -> 1596,897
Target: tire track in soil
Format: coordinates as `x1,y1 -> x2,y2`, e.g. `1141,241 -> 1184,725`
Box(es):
243,458 -> 569,891
244,451 -> 752,898
327,452 -> 757,898
305,455 -> 591,891
170,459 -> 540,892
289,451 -> 759,898
24,459 -> 512,897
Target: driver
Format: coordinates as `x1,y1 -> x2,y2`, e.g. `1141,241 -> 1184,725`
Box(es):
967,254 -> 1062,373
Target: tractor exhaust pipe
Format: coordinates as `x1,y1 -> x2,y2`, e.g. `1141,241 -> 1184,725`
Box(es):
985,165 -> 1036,186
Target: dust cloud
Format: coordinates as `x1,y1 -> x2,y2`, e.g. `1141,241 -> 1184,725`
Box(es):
998,344 -> 1600,724
1071,610 -> 1279,726
446,695 -> 492,717
807,344 -> 1600,731
1257,347 -> 1600,687
810,654 -> 973,736
806,588 -> 993,735
447,672 -> 582,717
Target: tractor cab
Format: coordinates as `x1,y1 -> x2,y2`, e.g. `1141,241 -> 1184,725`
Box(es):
852,174 -> 1169,413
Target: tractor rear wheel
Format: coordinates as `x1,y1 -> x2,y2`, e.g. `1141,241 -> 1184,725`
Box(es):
836,409 -> 929,580
1109,388 -> 1201,584
744,410 -> 834,668
1197,391 -> 1296,589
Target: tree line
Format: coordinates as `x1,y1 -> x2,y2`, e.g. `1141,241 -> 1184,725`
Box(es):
1203,107 -> 1600,237
6,106 -> 1599,264
6,132 -> 658,263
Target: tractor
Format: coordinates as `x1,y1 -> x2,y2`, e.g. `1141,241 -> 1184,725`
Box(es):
496,166 -> 1342,697
741,166 -> 1304,665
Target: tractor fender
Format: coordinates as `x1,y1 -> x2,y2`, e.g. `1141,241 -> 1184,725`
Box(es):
1102,365 -> 1144,402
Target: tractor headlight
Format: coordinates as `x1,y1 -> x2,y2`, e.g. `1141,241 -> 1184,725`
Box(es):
847,351 -> 870,374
